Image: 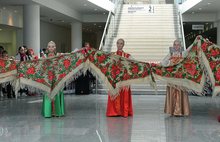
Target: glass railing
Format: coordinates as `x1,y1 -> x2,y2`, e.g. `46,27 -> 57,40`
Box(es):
99,0 -> 124,50
174,0 -> 186,50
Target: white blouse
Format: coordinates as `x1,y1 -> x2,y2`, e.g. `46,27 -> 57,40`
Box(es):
161,44 -> 193,66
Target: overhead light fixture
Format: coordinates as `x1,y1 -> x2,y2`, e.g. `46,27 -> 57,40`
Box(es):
86,29 -> 88,30
90,30 -> 92,31
103,13 -> 106,14
84,4 -> 87,6
95,9 -> 97,11
199,8 -> 202,10
95,32 -> 97,33
192,12 -> 194,14
3,7 -> 5,9
70,23 -> 72,25
94,23 -> 96,25
0,29 -> 2,31
62,21 -> 64,22
99,26 -> 101,27
207,3 -> 210,5
83,28 -> 85,29
183,23 -> 185,25
15,11 -> 17,12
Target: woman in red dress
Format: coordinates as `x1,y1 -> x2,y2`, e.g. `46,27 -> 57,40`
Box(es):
106,39 -> 134,117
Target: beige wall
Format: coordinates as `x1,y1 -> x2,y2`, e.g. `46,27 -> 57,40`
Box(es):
0,30 -> 17,56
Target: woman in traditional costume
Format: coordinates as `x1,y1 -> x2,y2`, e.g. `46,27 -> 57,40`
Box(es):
41,41 -> 65,118
161,40 -> 191,116
106,39 -> 134,117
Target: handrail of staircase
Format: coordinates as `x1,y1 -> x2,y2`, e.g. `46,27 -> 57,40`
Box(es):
99,11 -> 112,51
179,10 -> 186,50
99,0 -> 125,51
175,0 -> 186,50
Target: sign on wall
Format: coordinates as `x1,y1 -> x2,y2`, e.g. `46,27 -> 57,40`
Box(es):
192,25 -> 204,30
127,5 -> 154,13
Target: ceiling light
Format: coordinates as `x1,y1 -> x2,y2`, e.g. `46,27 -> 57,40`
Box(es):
83,28 -> 85,29
207,3 -> 210,5
15,11 -> 17,12
99,26 -> 101,27
192,12 -> 194,14
183,23 -> 185,25
62,21 -> 64,22
84,4 -> 87,6
0,29 -> 2,31
95,32 -> 97,33
95,9 -> 97,11
90,30 -> 92,31
3,7 -> 5,9
103,13 -> 106,14
70,23 -> 72,25
206,23 -> 208,25
86,29 -> 88,30
94,23 -> 96,25
199,8 -> 201,10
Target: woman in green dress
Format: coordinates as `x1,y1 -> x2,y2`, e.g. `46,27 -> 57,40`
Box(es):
41,41 -> 65,118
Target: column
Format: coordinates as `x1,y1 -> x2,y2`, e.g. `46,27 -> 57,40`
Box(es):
217,21 -> 220,45
23,4 -> 40,57
71,22 -> 82,51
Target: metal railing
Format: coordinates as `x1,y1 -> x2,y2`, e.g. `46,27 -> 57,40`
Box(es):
98,0 -> 124,51
174,0 -> 186,50
99,11 -> 112,50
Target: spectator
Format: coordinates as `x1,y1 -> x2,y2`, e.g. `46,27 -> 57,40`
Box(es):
28,49 -> 38,59
2,50 -> 15,98
15,46 -> 28,97
40,52 -> 44,58
42,48 -> 48,54
23,46 -> 28,55
15,46 -> 28,61
0,46 -> 4,57
0,47 -> 5,97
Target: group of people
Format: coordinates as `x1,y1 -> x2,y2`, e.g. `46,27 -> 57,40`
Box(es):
0,39 -> 192,118
0,45 -> 46,98
40,38 -> 192,118
106,39 -> 191,118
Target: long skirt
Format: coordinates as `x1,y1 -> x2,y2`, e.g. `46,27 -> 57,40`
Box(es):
164,86 -> 190,116
42,90 -> 65,117
106,86 -> 133,117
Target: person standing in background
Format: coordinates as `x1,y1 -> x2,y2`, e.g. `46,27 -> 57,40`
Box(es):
2,50 -> 15,98
0,46 -> 4,56
15,46 -> 28,97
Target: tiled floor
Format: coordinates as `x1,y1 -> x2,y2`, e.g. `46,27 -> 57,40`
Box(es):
0,94 -> 220,142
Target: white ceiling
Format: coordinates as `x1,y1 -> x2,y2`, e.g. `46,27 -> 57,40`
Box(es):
183,0 -> 220,14
0,0 -> 108,30
55,0 -> 107,14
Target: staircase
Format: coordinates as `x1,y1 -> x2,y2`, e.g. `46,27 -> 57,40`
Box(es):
97,4 -> 182,95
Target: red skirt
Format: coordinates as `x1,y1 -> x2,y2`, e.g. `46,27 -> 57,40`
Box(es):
106,86 -> 133,117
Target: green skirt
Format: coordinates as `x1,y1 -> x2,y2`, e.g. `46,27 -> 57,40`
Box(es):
42,91 -> 66,117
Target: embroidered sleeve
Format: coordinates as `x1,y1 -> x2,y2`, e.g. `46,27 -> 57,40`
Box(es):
161,53 -> 171,66
182,44 -> 193,58
129,55 -> 135,60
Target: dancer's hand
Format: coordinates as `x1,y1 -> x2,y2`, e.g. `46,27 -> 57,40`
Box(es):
170,59 -> 175,65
